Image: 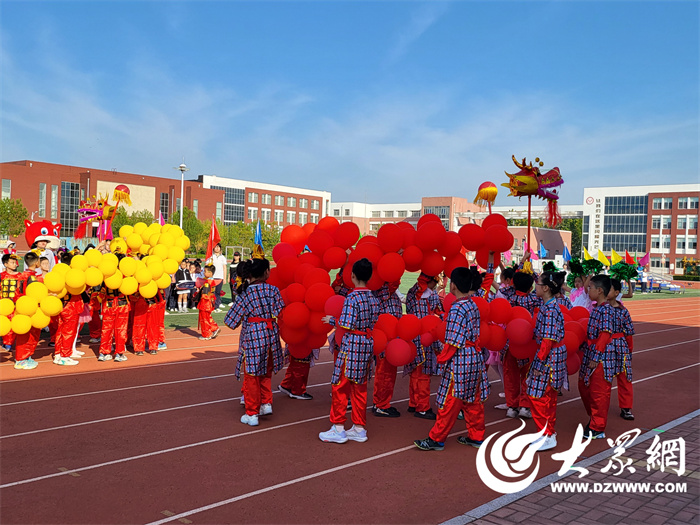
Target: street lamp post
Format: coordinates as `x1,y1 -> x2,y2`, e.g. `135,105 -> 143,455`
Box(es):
173,162 -> 189,229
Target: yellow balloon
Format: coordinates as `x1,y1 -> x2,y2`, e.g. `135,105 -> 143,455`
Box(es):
111,237 -> 128,254
156,272 -> 172,289
175,236 -> 191,251
44,272 -> 66,293
104,269 -> 123,290
119,276 -> 138,296
11,314 -> 31,335
26,281 -> 49,301
52,263 -> 71,276
135,267 -> 152,285
148,233 -> 161,247
126,233 -> 143,250
162,224 -> 173,234
57,288 -> 68,299
70,254 -> 89,271
85,267 -> 104,287
119,257 -> 137,277
40,296 -> 63,317
0,316 -> 11,336
139,280 -> 158,299
65,268 -> 87,289
66,284 -> 86,295
163,258 -> 179,275
16,296 -> 39,316
133,222 -> 148,235
159,233 -> 175,247
103,252 -> 118,266
98,259 -> 118,278
84,248 -> 103,267
149,223 -> 162,234
148,261 -> 164,280
31,310 -> 51,329
170,225 -> 184,238
152,244 -> 169,259
138,243 -> 150,256
146,254 -> 163,265
168,246 -> 185,263
0,298 -> 15,316
119,225 -> 135,238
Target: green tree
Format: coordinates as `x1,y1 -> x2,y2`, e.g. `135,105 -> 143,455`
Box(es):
110,206 -> 156,237
0,198 -> 29,237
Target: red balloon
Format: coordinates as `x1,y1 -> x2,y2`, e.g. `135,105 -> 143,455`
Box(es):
353,242 -> 384,265
281,225 -> 307,253
485,225 -> 514,253
267,268 -> 283,289
569,306 -> 590,321
307,230 -> 334,255
298,252 -> 321,267
357,235 -> 378,246
280,324 -> 308,345
459,223 -> 485,251
562,313 -> 572,323
489,298 -> 512,325
276,257 -> 301,284
283,302 -> 311,328
505,318 -> 534,346
367,272 -> 384,291
333,222 -> 360,249
415,221 -> 446,251
373,330 -> 388,356
443,292 -> 456,313
481,213 -> 508,230
402,245 -> 423,272
385,338 -> 417,367
396,221 -> 414,230
509,340 -> 537,360
334,327 -> 348,346
308,311 -> 332,334
511,306 -> 532,321
288,343 -> 312,359
306,332 -> 329,350
479,322 -> 491,348
444,253 -> 468,277
476,248 -> 500,269
302,223 -> 316,236
294,263 -> 315,285
282,282 -> 306,304
472,296 -> 491,324
420,332 -> 435,347
303,267 -> 331,288
417,213 -> 442,228
561,331 -> 581,356
438,231 -> 463,257
305,283 -> 335,311
488,325 -> 507,352
377,252 -> 406,283
567,353 -> 581,375
435,320 -> 446,342
397,314 -> 421,341
420,315 -> 442,335
565,320 -> 586,346
577,317 -> 589,333
401,227 -> 417,249
317,216 -> 340,234
375,313 -> 398,340
377,223 -> 404,253
324,295 -> 345,318
272,242 -> 297,263
342,264 -> 355,289
323,247 -> 347,269
421,250 -> 444,276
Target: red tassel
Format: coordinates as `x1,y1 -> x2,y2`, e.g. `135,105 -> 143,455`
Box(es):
74,221 -> 87,239
546,200 -> 561,228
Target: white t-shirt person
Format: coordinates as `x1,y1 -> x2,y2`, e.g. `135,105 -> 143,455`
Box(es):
207,246 -> 227,282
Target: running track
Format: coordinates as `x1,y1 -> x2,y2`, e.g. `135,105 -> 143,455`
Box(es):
1,297 -> 698,524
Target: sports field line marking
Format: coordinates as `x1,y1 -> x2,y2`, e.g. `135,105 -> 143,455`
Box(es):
141,362 -> 700,525
2,362 -> 696,494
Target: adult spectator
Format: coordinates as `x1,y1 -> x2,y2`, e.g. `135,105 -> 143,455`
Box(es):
229,251 -> 241,302
206,243 -> 227,309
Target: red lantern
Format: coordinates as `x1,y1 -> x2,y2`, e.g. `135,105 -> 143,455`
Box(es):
421,250 -> 444,276
397,314 -> 421,341
505,318 -> 534,346
282,282 -> 306,304
415,221 -> 446,251
276,257 -> 301,284
481,213 -> 508,231
288,343 -> 312,359
488,325 -> 507,352
323,247 -> 347,269
283,302 -> 311,328
305,283 -> 335,311
272,242 -> 297,263
438,231 -> 463,257
317,216 -> 340,234
485,225 -> 514,253
307,230 -> 334,255
303,268 -> 331,288
489,298 -> 512,325
333,222 -> 360,249
377,223 -> 404,253
375,313 -> 399,340
444,253 -> 468,277
377,252 -> 406,283
509,340 -> 537,360
402,245 -> 423,272
417,213 -> 442,228
385,338 -> 417,367
459,223 -> 485,251
472,296 -> 491,324
324,295 -> 345,318
373,330 -> 388,356
566,353 -> 581,375
280,225 -> 308,253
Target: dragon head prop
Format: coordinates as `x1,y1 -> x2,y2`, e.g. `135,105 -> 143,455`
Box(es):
502,155 -> 564,227
24,219 -> 62,250
75,184 -> 131,241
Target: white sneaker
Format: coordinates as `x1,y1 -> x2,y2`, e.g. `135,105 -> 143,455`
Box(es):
519,407 -> 532,419
499,392 -> 506,398
89,338 -> 101,343
240,395 -> 245,405
259,403 -> 273,416
506,407 -> 519,418
531,433 -> 557,452
319,426 -> 348,444
69,352 -> 82,359
164,311 -> 169,315
72,349 -> 85,356
494,403 -> 509,410
240,414 -> 259,426
345,425 -> 368,443
55,356 -> 79,366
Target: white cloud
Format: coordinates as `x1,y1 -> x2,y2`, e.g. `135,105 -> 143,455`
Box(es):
386,1 -> 451,64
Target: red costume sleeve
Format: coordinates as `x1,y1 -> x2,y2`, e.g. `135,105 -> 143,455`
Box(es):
537,339 -> 553,361
437,343 -> 457,364
626,335 -> 634,352
481,273 -> 494,293
593,332 -> 611,356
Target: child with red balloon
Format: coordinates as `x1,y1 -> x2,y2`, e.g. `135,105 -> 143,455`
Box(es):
225,258 -> 285,427
608,278 -> 635,421
526,271 -> 566,452
371,280 -> 403,418
404,273 -> 443,419
414,267 -> 489,451
319,258 -> 379,444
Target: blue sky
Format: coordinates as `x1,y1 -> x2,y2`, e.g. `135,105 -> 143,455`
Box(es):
1,1 -> 698,205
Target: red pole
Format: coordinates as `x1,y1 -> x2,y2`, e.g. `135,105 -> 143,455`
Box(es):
527,195 -> 532,255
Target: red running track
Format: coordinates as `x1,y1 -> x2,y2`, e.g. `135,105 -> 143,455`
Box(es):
0,297 -> 698,524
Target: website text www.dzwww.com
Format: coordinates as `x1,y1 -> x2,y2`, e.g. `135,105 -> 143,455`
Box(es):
550,482 -> 687,494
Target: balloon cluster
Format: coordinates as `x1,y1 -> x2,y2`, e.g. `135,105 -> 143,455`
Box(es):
0,282 -> 62,336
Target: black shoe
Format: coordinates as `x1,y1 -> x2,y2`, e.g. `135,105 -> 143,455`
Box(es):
211,328 -> 221,339
48,342 -> 55,347
149,350 -> 158,355
414,437 -> 444,451
457,436 -> 484,448
290,392 -> 314,400
583,424 -> 606,440
135,351 -> 145,356
278,385 -> 293,397
407,406 -> 416,413
457,411 -> 464,420
374,406 -> 400,418
414,409 -> 437,420
620,409 -> 635,421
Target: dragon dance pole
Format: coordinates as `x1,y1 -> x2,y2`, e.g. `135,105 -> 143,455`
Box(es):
527,195 -> 532,256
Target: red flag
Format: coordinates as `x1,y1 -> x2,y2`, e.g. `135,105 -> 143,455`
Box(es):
205,216 -> 221,261
625,250 -> 635,265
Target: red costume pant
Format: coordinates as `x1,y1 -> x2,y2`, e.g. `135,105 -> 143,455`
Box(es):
330,362 -> 367,427
503,352 -> 531,409
243,350 -> 274,416
529,385 -> 558,436
280,356 -> 311,395
88,296 -> 102,339
56,297 -> 82,358
372,355 -> 397,409
409,365 -> 432,412
49,316 -> 58,343
429,384 -> 485,443
198,309 -> 218,338
146,301 -> 165,346
99,304 -> 129,355
617,373 -> 633,409
578,363 -> 612,432
15,327 -> 40,361
131,297 -> 149,353
3,312 -> 15,347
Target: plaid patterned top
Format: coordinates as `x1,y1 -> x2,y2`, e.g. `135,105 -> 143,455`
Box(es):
405,283 -> 443,375
580,302 -> 616,384
509,291 -> 543,315
329,288 -> 379,384
613,303 -> 635,381
225,282 -> 285,376
555,295 -> 573,309
436,297 -> 489,406
528,299 -> 567,397
496,285 -> 516,302
373,283 -> 403,317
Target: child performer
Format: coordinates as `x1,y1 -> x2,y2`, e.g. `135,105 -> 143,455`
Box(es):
13,252 -> 42,369
54,255 -> 84,366
319,258 -> 379,443
196,265 -> 221,341
87,285 -> 103,343
495,267 -> 516,301
1,253 -> 21,351
146,289 -> 167,353
414,267 -> 489,451
578,275 -> 615,439
527,271 -> 566,451
405,273 -> 442,419
372,280 -> 403,418
131,290 -> 150,355
609,278 -> 635,421
225,258 -> 284,426
98,258 -> 131,362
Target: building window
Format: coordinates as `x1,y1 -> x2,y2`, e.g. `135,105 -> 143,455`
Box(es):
384,210 -> 394,218
287,197 -> 296,207
38,183 -> 46,217
60,182 -> 80,236
1,179 -> 10,199
311,200 -> 320,210
424,206 -> 450,219
690,197 -> 699,209
211,186 -> 245,224
274,210 -> 284,223
650,257 -> 670,269
397,210 -> 407,218
370,224 -> 380,232
176,198 -> 181,214
678,217 -> 687,230
299,212 -> 308,225
333,209 -> 341,217
651,236 -> 660,250
275,195 -> 284,206
652,216 -> 660,229
248,192 -> 258,203
299,198 -> 308,209
287,211 -> 296,224
652,198 -> 661,210
661,216 -> 672,230
50,185 -> 58,219
411,210 -> 421,218
344,209 -> 350,216
662,236 -> 670,249
689,216 -> 698,230
688,236 -> 698,250
248,208 -> 258,220
262,194 -> 272,205
193,199 -> 198,218
160,192 -> 170,221
310,213 -> 319,224
678,197 -> 688,209
662,197 -> 672,209
216,202 -> 223,222
261,209 -> 271,221
371,211 -> 381,218
602,196 -> 648,252
677,238 -> 686,250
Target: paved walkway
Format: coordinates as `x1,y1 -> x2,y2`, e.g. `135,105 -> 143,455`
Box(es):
444,412 -> 699,525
